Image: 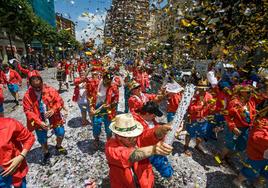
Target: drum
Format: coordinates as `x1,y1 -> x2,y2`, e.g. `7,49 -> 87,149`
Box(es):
56,70 -> 66,82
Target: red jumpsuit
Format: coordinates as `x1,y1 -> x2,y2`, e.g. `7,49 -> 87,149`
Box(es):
87,79 -> 119,120
167,93 -> 182,113
0,118 -> 35,187
0,69 -> 22,85
247,117 -> 268,160
225,97 -> 257,131
188,91 -> 215,122
128,93 -> 156,114
105,127 -> 160,188
22,84 -> 64,131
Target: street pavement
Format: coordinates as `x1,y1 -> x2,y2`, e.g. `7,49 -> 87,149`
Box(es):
3,68 -> 247,188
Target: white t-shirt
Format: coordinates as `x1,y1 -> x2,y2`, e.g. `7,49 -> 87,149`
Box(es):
96,82 -> 107,106
77,83 -> 88,105
5,70 -> 10,81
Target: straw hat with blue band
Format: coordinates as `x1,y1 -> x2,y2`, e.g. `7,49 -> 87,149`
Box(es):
109,113 -> 144,137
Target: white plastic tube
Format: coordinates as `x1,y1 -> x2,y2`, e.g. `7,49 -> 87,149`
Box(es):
164,84 -> 196,145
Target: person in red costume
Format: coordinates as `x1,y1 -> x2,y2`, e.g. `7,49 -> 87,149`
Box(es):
77,60 -> 88,73
105,113 -> 172,188
0,118 -> 35,188
23,76 -> 67,165
134,101 -> 175,178
17,60 -> 40,87
233,106 -> 268,187
57,60 -> 69,91
128,80 -> 164,114
165,82 -> 184,122
87,72 -> 119,148
72,70 -> 91,126
220,85 -> 258,160
133,66 -> 150,92
0,64 -> 22,105
184,81 -> 216,156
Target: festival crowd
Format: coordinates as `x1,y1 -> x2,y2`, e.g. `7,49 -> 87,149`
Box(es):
0,55 -> 267,188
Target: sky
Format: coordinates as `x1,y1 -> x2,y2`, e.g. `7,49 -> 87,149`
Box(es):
54,0 -> 112,44
54,0 -> 168,45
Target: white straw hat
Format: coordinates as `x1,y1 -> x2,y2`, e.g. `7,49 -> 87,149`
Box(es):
109,113 -> 144,137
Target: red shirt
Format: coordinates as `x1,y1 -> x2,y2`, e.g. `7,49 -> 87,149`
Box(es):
0,118 -> 35,187
134,70 -> 150,92
105,127 -> 160,188
167,93 -> 182,113
23,84 -> 64,131
128,93 -> 156,114
188,91 -> 214,121
87,79 -> 119,120
225,97 -> 257,131
0,69 -> 22,85
17,64 -> 40,80
72,77 -> 89,102
215,90 -> 231,113
247,117 -> 268,160
77,62 -> 87,73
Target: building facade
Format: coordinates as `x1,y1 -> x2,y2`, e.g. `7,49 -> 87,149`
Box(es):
56,13 -> 76,38
27,0 -> 56,27
104,0 -> 150,50
0,28 -> 26,62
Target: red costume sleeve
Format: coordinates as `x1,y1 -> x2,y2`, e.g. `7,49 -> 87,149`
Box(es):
0,71 -> 7,84
49,87 -> 64,112
128,97 -> 140,113
225,101 -> 239,131
23,94 -> 43,129
106,85 -> 119,106
138,126 -> 160,147
13,119 -> 35,151
14,70 -> 22,84
105,140 -> 135,168
17,63 -> 30,75
74,77 -> 83,86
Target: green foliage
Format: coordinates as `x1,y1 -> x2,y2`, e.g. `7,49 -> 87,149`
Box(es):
0,0 -> 81,51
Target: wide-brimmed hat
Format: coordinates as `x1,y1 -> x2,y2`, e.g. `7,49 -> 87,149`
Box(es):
109,114 -> 144,137
166,82 -> 184,93
196,79 -> 209,89
128,80 -> 141,91
233,85 -> 253,94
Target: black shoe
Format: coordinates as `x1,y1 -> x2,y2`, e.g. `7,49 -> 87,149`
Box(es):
56,146 -> 67,155
41,152 -> 51,165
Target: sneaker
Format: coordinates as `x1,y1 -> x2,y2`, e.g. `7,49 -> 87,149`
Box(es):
56,146 -> 68,155
41,152 -> 51,165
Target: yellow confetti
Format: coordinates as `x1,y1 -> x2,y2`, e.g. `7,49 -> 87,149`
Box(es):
180,19 -> 191,27
214,155 -> 222,164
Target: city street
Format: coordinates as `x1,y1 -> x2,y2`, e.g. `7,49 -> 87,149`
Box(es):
1,0 -> 267,188
4,68 -> 238,188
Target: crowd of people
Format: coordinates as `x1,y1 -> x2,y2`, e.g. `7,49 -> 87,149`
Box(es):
0,54 -> 267,188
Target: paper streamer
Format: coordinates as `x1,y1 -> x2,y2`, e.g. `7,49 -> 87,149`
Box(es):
117,76 -> 125,113
164,84 -> 196,145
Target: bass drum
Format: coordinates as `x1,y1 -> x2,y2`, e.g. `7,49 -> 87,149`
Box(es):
56,70 -> 66,81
